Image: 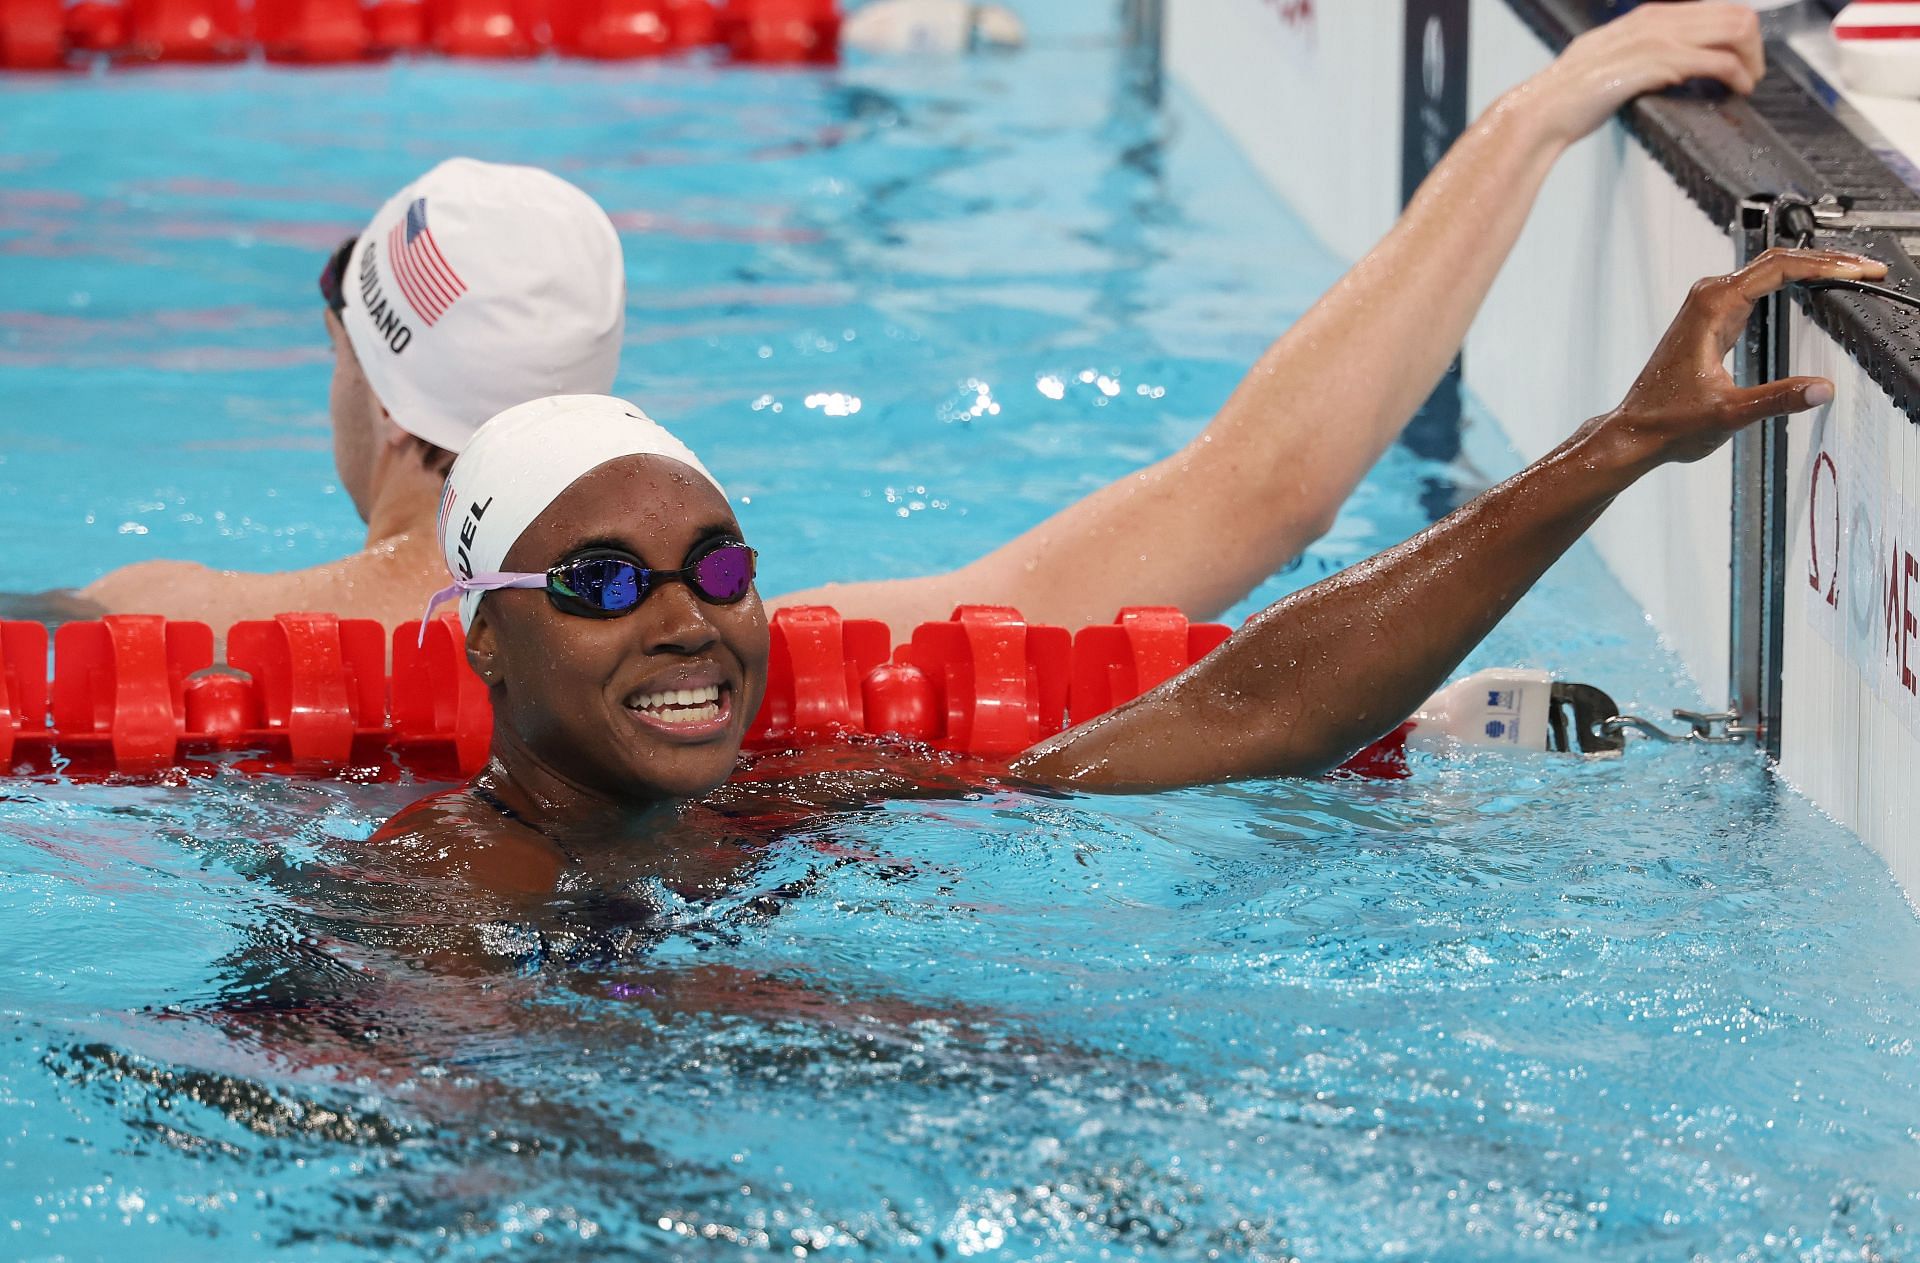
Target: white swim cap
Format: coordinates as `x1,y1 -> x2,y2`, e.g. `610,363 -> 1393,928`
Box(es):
431,395 -> 727,631
339,157 -> 626,454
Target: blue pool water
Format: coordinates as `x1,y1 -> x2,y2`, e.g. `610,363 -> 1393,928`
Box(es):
6,9 -> 1920,1258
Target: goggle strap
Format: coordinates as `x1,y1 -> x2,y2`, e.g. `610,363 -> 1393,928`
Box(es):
416,572 -> 547,647
415,549 -> 754,644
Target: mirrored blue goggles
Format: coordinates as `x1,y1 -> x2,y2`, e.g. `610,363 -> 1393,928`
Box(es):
541,540 -> 757,618
430,539 -> 758,627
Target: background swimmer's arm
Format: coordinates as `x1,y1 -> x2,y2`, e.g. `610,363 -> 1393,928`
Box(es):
79,560 -> 243,624
0,588 -> 107,625
1012,251 -> 1875,791
79,558 -> 394,629
773,4 -> 1765,639
75,541 -> 448,632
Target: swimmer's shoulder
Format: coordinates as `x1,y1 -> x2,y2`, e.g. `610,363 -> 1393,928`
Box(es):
372,786 -> 569,895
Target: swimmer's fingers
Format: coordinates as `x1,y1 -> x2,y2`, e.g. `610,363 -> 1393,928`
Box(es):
1691,248 -> 1886,359
1616,1 -> 1763,92
1731,14 -> 1766,86
1614,251 -> 1864,465
1541,4 -> 1768,141
1721,6 -> 1767,87
1674,1 -> 1766,85
1686,49 -> 1757,97
1720,375 -> 1836,428
1728,247 -> 1886,302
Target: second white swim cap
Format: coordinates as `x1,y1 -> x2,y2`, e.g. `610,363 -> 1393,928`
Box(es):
340,158 -> 626,454
435,395 -> 726,630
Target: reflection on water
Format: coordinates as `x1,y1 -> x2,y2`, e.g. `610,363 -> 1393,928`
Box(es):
5,746 -> 1920,1259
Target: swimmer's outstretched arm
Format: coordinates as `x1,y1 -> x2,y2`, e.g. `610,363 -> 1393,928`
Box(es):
1012,250 -> 1879,791
70,543 -> 452,635
0,588 -> 107,625
779,3 -> 1767,638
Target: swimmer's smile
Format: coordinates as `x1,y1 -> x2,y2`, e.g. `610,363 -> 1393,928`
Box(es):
619,665 -> 736,742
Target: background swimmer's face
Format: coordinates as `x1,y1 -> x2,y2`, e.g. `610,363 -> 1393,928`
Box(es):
325,309 -> 384,521
471,454 -> 769,807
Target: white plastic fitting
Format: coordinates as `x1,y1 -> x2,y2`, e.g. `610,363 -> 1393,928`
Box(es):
1833,2 -> 1920,97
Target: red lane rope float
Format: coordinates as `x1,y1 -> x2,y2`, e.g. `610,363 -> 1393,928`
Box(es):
0,0 -> 831,66
716,0 -> 833,63
124,0 -> 248,59
0,605 -> 1412,781
551,0 -> 717,58
255,0 -> 374,61
0,0 -> 63,65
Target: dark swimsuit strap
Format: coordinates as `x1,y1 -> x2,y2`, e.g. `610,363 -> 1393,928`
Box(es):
470,783 -> 585,866
470,783 -> 527,825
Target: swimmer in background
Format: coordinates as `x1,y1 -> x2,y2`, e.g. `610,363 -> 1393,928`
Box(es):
46,3 -> 1766,639
377,247 -> 1880,882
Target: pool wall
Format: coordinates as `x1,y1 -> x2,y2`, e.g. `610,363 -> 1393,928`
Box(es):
1781,310 -> 1920,892
1169,0 -> 1920,892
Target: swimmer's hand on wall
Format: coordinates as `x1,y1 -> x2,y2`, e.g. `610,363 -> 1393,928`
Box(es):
1595,247 -> 1883,470
1523,2 -> 1764,143
1010,249 -> 1879,794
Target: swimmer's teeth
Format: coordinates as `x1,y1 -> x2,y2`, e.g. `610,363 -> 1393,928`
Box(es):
629,683 -> 723,723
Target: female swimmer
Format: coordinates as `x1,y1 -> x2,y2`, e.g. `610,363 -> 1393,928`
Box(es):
378,249 -> 1880,868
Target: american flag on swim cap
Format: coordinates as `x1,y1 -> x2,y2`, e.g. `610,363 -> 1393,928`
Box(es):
386,197 -> 467,326
437,476 -> 458,539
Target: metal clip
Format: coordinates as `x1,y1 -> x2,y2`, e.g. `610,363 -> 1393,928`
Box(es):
1808,194 -> 1850,227
1601,709 -> 1754,745
1775,194 -> 1920,255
